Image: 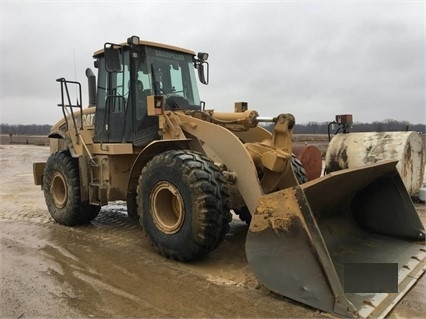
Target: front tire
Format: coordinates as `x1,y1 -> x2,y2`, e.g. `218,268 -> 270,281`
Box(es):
137,150 -> 230,261
43,151 -> 100,226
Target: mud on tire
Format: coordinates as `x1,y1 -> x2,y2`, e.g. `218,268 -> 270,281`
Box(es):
43,151 -> 100,226
137,150 -> 231,261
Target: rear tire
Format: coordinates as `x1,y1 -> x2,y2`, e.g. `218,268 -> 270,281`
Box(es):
43,151 -> 100,226
137,150 -> 230,261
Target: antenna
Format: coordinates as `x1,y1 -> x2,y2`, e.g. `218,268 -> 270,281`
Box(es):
73,48 -> 79,105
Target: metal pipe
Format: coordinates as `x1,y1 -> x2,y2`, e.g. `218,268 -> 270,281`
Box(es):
86,68 -> 96,107
256,116 -> 275,122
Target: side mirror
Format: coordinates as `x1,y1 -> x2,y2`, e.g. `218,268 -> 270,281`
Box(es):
194,52 -> 209,85
104,44 -> 122,72
197,62 -> 209,85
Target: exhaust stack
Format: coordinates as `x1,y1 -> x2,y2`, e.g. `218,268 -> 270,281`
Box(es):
86,68 -> 96,107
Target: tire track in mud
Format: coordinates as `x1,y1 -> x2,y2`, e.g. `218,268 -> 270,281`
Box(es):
0,209 -> 54,225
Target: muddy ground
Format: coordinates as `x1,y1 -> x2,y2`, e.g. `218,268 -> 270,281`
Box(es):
0,145 -> 425,318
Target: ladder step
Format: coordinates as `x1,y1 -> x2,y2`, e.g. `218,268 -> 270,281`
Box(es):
89,182 -> 103,187
89,184 -> 108,206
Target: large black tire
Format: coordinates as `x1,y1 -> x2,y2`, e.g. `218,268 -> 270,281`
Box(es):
43,151 -> 100,226
137,150 -> 230,261
235,154 -> 307,225
291,154 -> 307,184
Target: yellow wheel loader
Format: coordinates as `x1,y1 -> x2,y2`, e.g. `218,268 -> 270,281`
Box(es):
33,35 -> 425,318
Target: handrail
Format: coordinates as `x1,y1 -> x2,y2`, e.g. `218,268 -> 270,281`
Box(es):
56,78 -> 83,132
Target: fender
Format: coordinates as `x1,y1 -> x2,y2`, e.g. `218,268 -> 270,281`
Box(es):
48,130 -> 81,158
34,130 -> 70,186
46,130 -> 90,202
126,139 -> 192,221
48,107 -> 96,157
48,130 -> 67,139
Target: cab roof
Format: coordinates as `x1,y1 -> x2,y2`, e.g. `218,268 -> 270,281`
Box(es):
93,39 -> 195,57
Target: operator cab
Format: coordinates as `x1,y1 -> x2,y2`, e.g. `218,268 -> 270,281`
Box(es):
92,35 -> 208,146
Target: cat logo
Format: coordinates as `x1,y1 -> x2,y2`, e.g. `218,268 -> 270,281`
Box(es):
82,113 -> 95,127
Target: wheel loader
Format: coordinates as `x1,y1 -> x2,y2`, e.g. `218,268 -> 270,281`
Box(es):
33,35 -> 425,318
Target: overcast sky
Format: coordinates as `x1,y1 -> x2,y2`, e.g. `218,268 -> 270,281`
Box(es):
0,0 -> 424,125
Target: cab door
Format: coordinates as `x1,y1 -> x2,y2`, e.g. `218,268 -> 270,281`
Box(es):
105,69 -> 128,142
94,45 -> 132,143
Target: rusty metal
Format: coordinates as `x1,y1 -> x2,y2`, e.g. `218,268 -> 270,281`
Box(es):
292,144 -> 322,181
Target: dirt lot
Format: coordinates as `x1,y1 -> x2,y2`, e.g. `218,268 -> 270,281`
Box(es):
1,145 -> 425,318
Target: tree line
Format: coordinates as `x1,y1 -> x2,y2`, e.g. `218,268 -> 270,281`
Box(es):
0,119 -> 424,136
0,124 -> 51,136
264,119 -> 425,134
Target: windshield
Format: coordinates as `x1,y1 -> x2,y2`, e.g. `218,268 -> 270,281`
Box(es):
137,47 -> 201,111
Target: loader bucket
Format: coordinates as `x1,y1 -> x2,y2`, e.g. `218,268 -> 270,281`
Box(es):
246,160 -> 425,318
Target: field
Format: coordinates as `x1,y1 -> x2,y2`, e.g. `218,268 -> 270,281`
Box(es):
0,143 -> 425,318
0,134 -> 49,146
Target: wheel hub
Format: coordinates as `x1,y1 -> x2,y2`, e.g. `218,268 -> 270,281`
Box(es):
151,181 -> 185,234
51,172 -> 68,208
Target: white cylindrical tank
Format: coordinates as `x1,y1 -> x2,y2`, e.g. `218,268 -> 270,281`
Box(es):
325,132 -> 425,196
419,184 -> 426,201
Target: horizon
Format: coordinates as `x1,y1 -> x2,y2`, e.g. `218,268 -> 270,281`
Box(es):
1,118 -> 425,127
